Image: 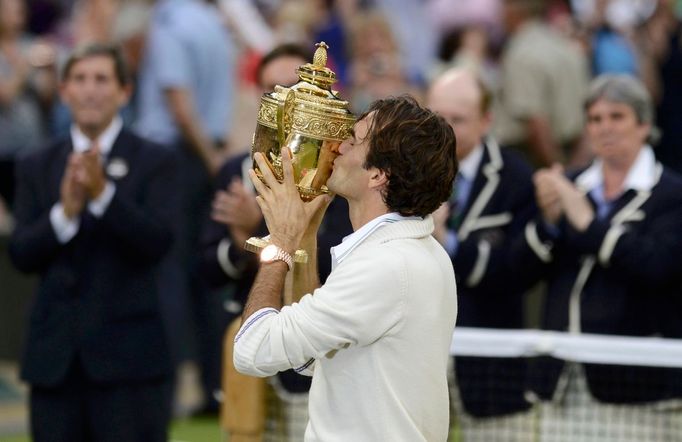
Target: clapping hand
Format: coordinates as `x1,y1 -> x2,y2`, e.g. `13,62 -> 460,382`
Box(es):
60,154 -> 87,219
211,177 -> 263,249
73,144 -> 107,200
533,164 -> 564,226
534,164 -> 594,231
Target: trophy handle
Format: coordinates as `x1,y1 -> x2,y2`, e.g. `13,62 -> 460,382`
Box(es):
276,89 -> 296,149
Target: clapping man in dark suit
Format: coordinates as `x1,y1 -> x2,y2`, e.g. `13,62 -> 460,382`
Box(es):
9,43 -> 177,442
427,67 -> 536,440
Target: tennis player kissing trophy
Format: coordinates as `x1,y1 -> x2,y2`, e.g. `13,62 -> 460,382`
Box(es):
222,42 -> 355,442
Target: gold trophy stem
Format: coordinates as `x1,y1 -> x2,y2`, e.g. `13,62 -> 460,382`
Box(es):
245,235 -> 309,264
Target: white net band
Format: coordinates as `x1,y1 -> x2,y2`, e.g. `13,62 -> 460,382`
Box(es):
451,327 -> 682,368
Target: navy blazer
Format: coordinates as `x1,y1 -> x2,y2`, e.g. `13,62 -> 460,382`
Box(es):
453,139 -> 535,327
201,152 -> 265,298
10,129 -> 177,387
513,162 -> 682,403
448,139 -> 535,417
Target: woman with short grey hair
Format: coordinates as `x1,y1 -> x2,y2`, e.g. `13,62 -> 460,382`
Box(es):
584,74 -> 660,145
515,73 -> 682,441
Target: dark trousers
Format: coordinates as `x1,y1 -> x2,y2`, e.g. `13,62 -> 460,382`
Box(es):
30,359 -> 172,442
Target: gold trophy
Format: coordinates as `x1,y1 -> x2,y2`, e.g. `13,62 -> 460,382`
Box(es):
244,42 -> 355,263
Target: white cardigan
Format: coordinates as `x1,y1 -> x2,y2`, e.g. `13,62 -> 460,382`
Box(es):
234,216 -> 458,441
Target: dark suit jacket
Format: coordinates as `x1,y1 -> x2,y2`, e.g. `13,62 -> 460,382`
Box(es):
201,152 -> 266,298
10,128 -> 177,387
448,139 -> 535,417
513,161 -> 682,403
200,151 -> 353,393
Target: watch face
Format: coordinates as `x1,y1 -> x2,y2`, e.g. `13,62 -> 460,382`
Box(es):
261,244 -> 278,261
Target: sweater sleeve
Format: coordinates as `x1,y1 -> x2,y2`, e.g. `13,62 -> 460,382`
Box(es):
233,249 -> 406,377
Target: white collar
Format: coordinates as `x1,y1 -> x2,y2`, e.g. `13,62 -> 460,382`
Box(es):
575,145 -> 659,193
70,116 -> 123,157
458,143 -> 484,181
330,212 -> 420,267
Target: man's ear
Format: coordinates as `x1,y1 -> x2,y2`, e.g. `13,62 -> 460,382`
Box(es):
58,81 -> 69,107
368,167 -> 388,190
118,84 -> 133,108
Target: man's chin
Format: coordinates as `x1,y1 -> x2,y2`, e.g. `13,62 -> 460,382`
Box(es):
76,117 -> 110,134
326,174 -> 338,193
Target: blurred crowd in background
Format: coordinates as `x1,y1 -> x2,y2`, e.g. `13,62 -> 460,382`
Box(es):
2,0 -> 682,424
2,0 -> 682,218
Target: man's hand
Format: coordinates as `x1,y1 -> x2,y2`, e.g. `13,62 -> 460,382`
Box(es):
248,148 -> 331,255
164,88 -> 226,177
212,178 -> 262,230
206,146 -> 230,177
74,145 -> 107,199
61,154 -> 87,219
211,177 -> 263,250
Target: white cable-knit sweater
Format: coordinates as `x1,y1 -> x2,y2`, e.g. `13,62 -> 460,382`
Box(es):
234,215 -> 458,441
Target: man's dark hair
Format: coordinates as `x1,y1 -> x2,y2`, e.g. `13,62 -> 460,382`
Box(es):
256,43 -> 311,86
62,43 -> 130,86
361,96 -> 458,217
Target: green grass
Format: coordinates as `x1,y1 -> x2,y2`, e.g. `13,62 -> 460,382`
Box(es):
169,416 -> 221,441
0,435 -> 28,442
0,416 -> 221,442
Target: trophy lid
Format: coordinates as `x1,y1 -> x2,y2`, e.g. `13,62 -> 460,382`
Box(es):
295,42 -> 336,91
256,41 -> 354,142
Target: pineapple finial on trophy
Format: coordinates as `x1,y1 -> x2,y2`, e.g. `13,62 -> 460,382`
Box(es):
313,42 -> 329,68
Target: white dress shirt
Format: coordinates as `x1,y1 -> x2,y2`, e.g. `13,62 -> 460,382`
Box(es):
50,117 -> 122,243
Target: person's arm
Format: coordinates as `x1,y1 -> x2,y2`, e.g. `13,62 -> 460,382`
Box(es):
0,49 -> 29,105
565,203 -> 682,285
504,167 -> 565,290
241,148 -> 330,321
201,172 -> 265,288
242,260 -> 288,319
288,192 -> 334,303
556,173 -> 682,286
502,52 -> 561,167
148,25 -> 225,174
165,88 -> 224,175
234,247 -> 406,377
526,116 -> 561,167
9,152 -> 86,273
